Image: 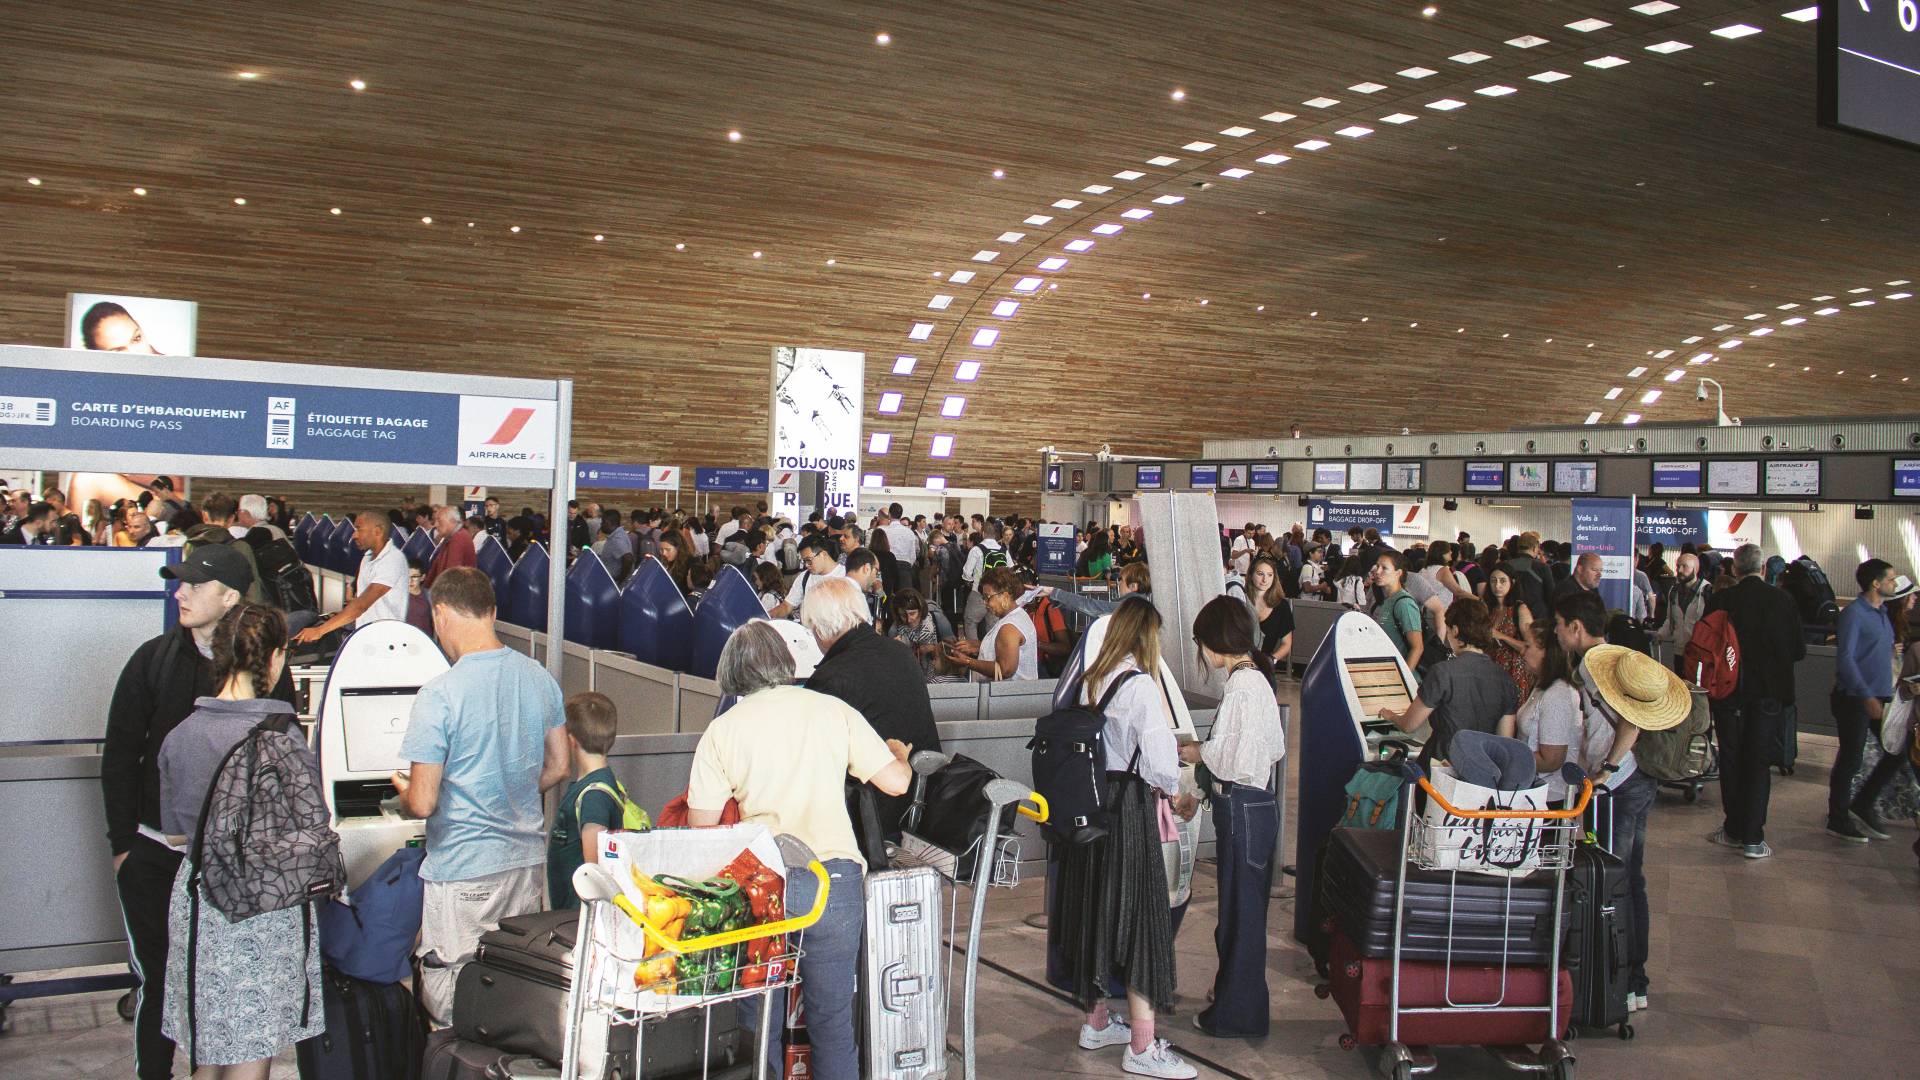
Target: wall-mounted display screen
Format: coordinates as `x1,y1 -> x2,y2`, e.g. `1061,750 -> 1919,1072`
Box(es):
1508,461 -> 1549,494
1652,460 -> 1703,496
1348,462 -> 1384,491
1764,458 -> 1821,498
1385,462 -> 1424,492
1464,461 -> 1505,492
1249,463 -> 1280,490
1313,462 -> 1348,492
1190,464 -> 1219,488
1552,460 -> 1598,494
1218,463 -> 1249,489
1819,0 -> 1920,152
1707,459 -> 1760,497
1135,464 -> 1163,489
1895,458 -> 1920,499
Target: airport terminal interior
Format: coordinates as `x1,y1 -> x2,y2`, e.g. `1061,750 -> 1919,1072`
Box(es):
3,2 -> 1920,1079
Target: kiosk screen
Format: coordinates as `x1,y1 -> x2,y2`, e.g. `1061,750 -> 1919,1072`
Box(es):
340,687 -> 419,775
1344,657 -> 1412,720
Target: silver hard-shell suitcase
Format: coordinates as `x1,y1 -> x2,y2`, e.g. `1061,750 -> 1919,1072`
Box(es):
861,866 -> 948,1078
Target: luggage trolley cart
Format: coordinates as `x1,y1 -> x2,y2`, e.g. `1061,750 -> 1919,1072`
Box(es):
1321,765 -> 1594,1080
890,751 -> 1049,1079
561,834 -> 831,1080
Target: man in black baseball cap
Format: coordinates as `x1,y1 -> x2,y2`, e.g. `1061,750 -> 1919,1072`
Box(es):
104,544 -> 288,1078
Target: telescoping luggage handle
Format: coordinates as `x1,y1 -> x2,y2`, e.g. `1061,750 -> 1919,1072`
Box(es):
1405,761 -> 1597,821
572,835 -> 831,956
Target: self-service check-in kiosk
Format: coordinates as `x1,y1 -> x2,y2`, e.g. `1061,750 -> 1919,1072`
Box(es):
314,620 -> 449,887
1291,610 -> 1422,942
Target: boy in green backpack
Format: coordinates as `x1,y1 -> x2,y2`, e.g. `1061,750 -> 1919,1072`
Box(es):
548,692 -> 651,908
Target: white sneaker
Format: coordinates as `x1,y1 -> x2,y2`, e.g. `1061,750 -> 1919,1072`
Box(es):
1705,828 -> 1741,849
1122,1039 -> 1198,1079
1079,1016 -> 1132,1050
1629,992 -> 1649,1012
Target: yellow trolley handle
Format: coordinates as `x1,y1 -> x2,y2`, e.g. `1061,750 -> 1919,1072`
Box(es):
614,860 -> 832,956
1016,790 -> 1050,824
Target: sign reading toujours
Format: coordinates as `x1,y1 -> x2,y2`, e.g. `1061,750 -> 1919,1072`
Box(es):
0,366 -> 553,469
771,346 -> 863,521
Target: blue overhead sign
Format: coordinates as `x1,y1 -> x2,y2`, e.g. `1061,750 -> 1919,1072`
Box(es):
574,462 -> 652,490
0,365 -> 556,469
695,467 -> 769,493
1250,463 -> 1280,490
1307,499 -> 1395,534
1136,464 -> 1163,489
1190,464 -> 1219,488
1635,508 -> 1708,546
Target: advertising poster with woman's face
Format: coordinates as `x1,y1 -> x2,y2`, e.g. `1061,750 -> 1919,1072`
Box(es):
65,293 -> 197,356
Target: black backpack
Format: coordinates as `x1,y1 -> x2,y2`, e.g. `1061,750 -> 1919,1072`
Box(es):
1027,670 -> 1142,845
253,536 -> 319,613
1780,556 -> 1838,628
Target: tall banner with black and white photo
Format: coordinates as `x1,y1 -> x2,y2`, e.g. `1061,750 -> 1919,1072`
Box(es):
770,347 -> 862,521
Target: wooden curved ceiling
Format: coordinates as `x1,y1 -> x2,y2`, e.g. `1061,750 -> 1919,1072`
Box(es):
1,1 -> 1916,503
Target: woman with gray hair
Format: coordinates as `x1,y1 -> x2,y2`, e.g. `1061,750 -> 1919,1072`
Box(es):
685,620 -> 914,1079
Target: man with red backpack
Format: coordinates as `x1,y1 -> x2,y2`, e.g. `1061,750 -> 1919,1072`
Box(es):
1698,544 -> 1805,858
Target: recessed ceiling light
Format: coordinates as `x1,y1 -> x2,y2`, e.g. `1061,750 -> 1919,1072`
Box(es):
997,231 -> 1025,243
1142,293 -> 1152,299
1506,35 -> 1550,49
1585,411 -> 1603,425
972,250 -> 999,261
1783,7 -> 1818,22
1260,111 -> 1297,123
1024,215 -> 1053,226
930,435 -> 955,458
328,206 -> 341,215
1749,327 -> 1774,336
1781,316 -> 1805,325
1335,125 -> 1373,138
1170,88 -> 1186,101
508,225 -> 520,233
1645,40 -> 1692,54
1720,339 -> 1742,349
992,168 -> 1005,179
1037,257 -> 1067,270
947,270 -> 975,283
1012,277 -> 1042,293
1628,366 -> 1648,377
1151,194 -> 1185,205
1426,99 -> 1466,111
928,295 -> 953,310
1585,56 -> 1630,69
877,392 -> 903,413
1303,96 -> 1340,108
674,242 -> 685,250
875,31 -> 891,45
1146,155 -> 1181,167
1632,1 -> 1679,13
1623,413 -> 1642,425
1409,322 -> 1418,328
869,432 -> 892,453
1812,294 -> 1835,301
1182,141 -> 1217,152
908,323 -> 934,340
1566,18 -> 1612,32
1743,312 -> 1767,319
1776,302 -> 1800,310
955,361 -> 982,380
971,327 -> 999,347
1475,85 -> 1517,97
1848,286 -> 1872,293
1122,207 -> 1154,219
1886,280 -> 1909,286
1849,299 -> 1875,307
891,356 -> 915,375
1653,349 -> 1673,359
1349,82 -> 1389,94
237,70 -> 260,79
1398,67 -> 1439,79
1220,166 -> 1253,177
1449,51 -> 1492,64
1064,239 -> 1094,252
233,196 -> 247,205
1815,306 -> 1840,315
1294,138 -> 1331,150
992,300 -> 1020,317
1198,299 -> 1209,306
727,129 -> 742,141
1643,389 -> 1664,403
349,78 -> 367,91
1380,113 -> 1418,124
593,234 -> 604,241
1530,70 -> 1573,82
26,176 -> 41,185
1604,387 -> 1624,400
1711,24 -> 1762,40
941,395 -> 966,417
1888,292 -> 1914,300
1219,126 -> 1256,137
1255,153 -> 1292,165
1681,335 -> 1703,344
1259,305 -> 1267,311
1050,199 -> 1081,209
1092,223 -> 1123,234
1422,5 -> 1438,16
925,476 -> 947,490
421,215 -> 432,224
1113,170 -> 1146,181
131,186 -> 147,196
1081,184 -> 1112,195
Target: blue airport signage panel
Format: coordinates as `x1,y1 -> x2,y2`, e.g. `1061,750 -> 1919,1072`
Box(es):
0,365 -> 556,470
1190,464 -> 1219,488
1136,464 -> 1162,489
1250,463 -> 1280,490
574,461 -> 653,490
1895,458 -> 1920,499
1307,499 -> 1395,534
1037,523 -> 1076,576
1634,507 -> 1708,547
1572,497 -> 1636,612
695,467 -> 769,493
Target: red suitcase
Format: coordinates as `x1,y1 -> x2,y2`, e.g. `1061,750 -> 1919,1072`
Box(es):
1324,929 -> 1571,1047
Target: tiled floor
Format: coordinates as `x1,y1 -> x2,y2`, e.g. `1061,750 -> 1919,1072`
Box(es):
5,715 -> 1916,1079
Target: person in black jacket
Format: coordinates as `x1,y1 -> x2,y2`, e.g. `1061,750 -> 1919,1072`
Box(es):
1702,543 -> 1805,858
801,576 -> 941,833
101,544 -> 294,1080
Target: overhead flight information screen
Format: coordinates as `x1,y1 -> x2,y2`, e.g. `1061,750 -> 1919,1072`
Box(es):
1820,0 -> 1920,150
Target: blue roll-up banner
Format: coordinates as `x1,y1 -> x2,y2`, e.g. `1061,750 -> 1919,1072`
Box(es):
695,467 -> 770,493
0,366 -> 556,468
1572,497 -> 1637,612
1634,507 -> 1707,546
1307,499 -> 1395,533
1036,522 -> 1076,576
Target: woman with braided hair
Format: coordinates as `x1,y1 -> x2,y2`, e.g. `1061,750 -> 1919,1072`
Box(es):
156,603 -> 324,1076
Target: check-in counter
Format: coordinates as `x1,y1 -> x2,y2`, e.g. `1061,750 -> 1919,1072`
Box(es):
497,621 -> 539,659
678,674 -> 724,733
930,681 -> 984,723
592,651 -> 681,735
983,678 -> 1060,721
559,640 -> 594,697
0,751 -> 127,972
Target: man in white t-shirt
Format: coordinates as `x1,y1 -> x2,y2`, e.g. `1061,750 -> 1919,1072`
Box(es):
292,512 -> 409,643
1230,522 -> 1258,576
715,507 -> 751,548
769,536 -> 845,619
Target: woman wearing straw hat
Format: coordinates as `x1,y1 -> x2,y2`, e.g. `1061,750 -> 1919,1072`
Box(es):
1576,639 -> 1692,1016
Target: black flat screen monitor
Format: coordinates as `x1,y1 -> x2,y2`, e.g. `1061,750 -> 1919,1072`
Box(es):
1818,0 -> 1920,152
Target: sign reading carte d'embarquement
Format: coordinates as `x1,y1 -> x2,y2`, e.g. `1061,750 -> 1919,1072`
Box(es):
0,365 -> 554,469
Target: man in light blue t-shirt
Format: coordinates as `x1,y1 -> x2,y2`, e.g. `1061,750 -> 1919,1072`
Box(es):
393,566 -> 567,1024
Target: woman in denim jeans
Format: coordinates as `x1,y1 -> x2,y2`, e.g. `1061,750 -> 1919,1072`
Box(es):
687,619 -> 914,1079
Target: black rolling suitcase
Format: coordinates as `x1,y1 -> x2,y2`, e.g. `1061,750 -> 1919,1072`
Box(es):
1314,827 -> 1560,965
1563,843 -> 1634,1039
297,965 -> 429,1080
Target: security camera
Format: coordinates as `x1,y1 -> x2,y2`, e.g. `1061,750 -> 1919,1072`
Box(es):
1696,382 -> 1709,402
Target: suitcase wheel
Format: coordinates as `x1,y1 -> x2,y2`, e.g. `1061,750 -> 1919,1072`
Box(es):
1314,983 -> 1332,1000
1344,962 -> 1361,979
1618,1022 -> 1635,1041
1339,1033 -> 1357,1052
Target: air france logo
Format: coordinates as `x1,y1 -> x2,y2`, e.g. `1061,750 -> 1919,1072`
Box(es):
458,398 -> 554,468
484,407 -> 536,446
